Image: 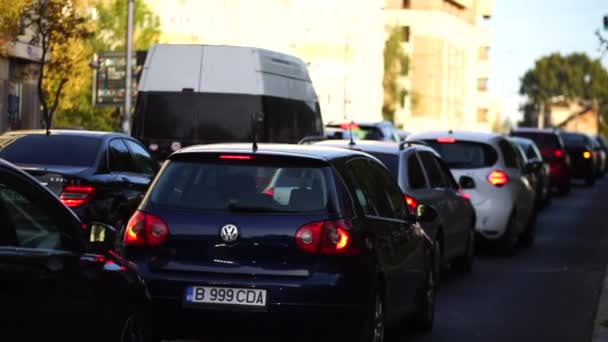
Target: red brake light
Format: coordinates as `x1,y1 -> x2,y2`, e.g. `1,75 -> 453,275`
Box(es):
339,123 -> 359,130
554,149 -> 563,158
59,185 -> 95,207
295,220 -> 359,255
487,170 -> 508,186
123,211 -> 169,246
219,155 -> 252,160
458,189 -> 471,200
262,188 -> 274,196
437,137 -> 456,143
404,195 -> 418,214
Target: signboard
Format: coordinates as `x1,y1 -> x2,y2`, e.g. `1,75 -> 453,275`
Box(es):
93,51 -> 147,107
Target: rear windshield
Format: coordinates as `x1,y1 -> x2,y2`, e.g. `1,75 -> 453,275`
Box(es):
424,140 -> 498,169
150,160 -> 331,213
326,124 -> 385,141
367,152 -> 399,178
0,135 -> 100,167
510,132 -> 560,149
560,133 -> 588,147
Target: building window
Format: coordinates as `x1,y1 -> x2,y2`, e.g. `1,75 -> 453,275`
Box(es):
402,0 -> 411,8
477,108 -> 489,123
402,26 -> 410,43
477,78 -> 488,92
479,46 -> 490,60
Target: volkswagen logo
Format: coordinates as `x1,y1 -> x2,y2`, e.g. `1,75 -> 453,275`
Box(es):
219,224 -> 239,243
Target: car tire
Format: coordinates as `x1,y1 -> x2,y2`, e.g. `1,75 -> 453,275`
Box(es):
586,174 -> 595,187
412,246 -> 435,332
433,237 -> 442,289
498,213 -> 517,257
520,213 -> 536,248
358,290 -> 386,342
453,229 -> 475,273
118,314 -> 161,342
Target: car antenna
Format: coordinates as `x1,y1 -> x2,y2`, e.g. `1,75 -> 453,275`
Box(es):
348,120 -> 356,146
251,113 -> 258,153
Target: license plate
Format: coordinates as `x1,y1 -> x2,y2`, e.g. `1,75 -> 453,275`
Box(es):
185,286 -> 267,307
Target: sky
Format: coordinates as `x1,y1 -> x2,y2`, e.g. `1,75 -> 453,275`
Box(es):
486,0 -> 607,124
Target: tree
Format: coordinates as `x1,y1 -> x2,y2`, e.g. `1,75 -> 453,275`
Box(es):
91,0 -> 161,51
51,0 -> 161,131
519,52 -> 608,127
21,0 -> 91,132
0,0 -> 31,55
383,25 -> 409,123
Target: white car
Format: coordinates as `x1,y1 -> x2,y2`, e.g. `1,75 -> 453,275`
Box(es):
406,131 -> 537,255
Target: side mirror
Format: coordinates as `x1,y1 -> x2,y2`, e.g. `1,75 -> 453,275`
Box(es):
524,162 -> 537,174
86,222 -> 117,254
416,204 -> 438,223
459,175 -> 476,189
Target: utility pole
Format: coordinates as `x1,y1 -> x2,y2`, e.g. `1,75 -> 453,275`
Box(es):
537,102 -> 545,129
123,0 -> 134,134
342,36 -> 350,120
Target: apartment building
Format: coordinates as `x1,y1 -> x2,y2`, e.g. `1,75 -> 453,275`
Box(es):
384,0 -> 501,133
145,0 -> 385,125
0,37 -> 42,133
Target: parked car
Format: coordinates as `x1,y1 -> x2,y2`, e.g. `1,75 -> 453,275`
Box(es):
0,158 -> 148,341
509,136 -> 551,208
596,135 -> 608,174
121,143 -> 437,341
0,130 -> 159,238
559,131 -> 597,186
325,121 -> 401,142
510,128 -> 571,195
590,137 -> 606,178
314,139 -> 476,281
132,44 -> 324,160
325,127 -> 359,140
407,131 -> 537,254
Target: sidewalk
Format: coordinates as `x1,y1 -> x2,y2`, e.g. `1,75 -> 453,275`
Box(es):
593,265 -> 608,341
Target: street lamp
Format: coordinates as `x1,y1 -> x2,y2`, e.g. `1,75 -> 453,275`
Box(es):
123,0 -> 134,134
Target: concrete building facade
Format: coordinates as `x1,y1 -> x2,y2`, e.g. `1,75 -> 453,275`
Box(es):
145,0 -> 385,125
0,39 -> 42,133
384,0 -> 501,133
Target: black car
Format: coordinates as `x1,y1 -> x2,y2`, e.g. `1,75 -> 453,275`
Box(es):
326,121 -> 401,142
0,130 -> 158,235
315,139 -> 476,282
121,143 -> 436,341
0,158 -> 148,341
559,131 -> 597,186
508,136 -> 551,208
596,135 -> 608,174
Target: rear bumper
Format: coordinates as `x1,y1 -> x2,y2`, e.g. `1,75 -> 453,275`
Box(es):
135,264 -> 372,337
549,163 -> 570,186
471,197 -> 513,240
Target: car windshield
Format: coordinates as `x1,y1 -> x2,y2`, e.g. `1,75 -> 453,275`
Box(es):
150,160 -> 330,213
425,140 -> 498,169
0,135 -> 100,167
510,132 -> 560,150
367,152 -> 399,178
561,133 -> 588,147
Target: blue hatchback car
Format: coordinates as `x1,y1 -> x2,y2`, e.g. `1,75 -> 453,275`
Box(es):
121,144 -> 436,341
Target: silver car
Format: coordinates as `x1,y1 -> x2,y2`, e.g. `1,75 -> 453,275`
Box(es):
406,131 -> 537,255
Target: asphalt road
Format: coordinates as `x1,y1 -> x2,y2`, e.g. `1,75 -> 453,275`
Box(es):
180,178 -> 608,342
404,178 -> 608,342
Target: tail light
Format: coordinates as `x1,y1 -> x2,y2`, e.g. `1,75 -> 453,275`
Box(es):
123,211 -> 169,246
487,170 -> 508,187
404,195 -> 418,214
295,220 -> 359,255
59,185 -> 95,207
554,149 -> 564,158
583,151 -> 592,159
437,137 -> 456,143
457,189 -> 471,200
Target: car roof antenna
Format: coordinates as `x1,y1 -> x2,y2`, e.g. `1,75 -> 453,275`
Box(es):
251,113 -> 258,153
348,120 -> 356,146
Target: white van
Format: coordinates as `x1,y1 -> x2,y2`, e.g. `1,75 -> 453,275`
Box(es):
132,44 -> 324,159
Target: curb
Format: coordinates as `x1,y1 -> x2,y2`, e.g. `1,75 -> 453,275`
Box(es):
593,265 -> 608,341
